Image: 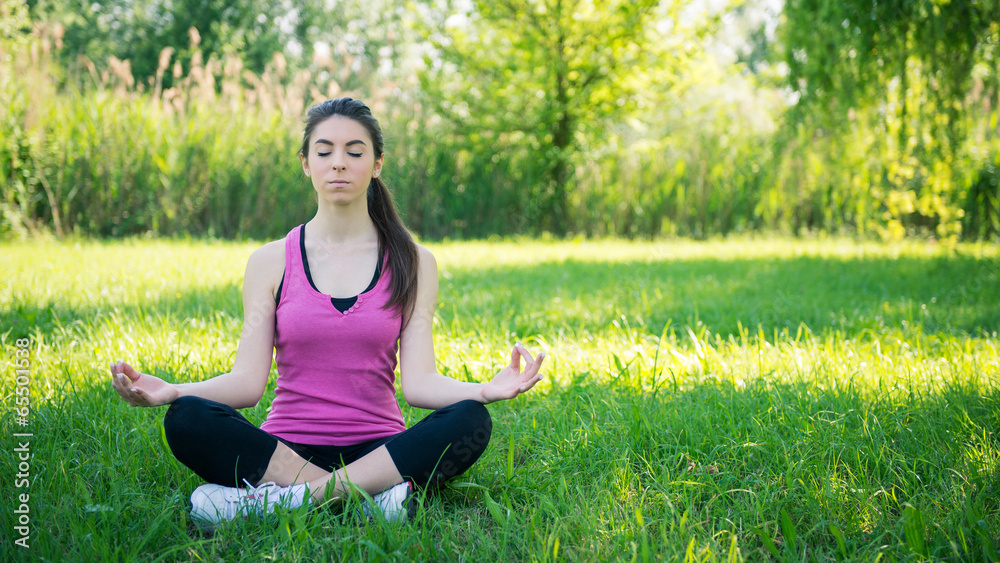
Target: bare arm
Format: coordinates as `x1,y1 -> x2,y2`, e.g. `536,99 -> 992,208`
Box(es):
398,245 -> 545,410
110,241 -> 283,409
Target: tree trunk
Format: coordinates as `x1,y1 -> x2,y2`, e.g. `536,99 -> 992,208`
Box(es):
548,27 -> 572,236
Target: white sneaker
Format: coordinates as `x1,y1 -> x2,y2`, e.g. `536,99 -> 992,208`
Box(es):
189,479 -> 310,530
362,481 -> 414,523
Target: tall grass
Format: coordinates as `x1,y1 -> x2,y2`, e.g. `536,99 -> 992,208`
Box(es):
1,237 -> 998,560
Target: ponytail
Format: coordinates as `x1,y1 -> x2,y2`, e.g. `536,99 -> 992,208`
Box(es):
368,177 -> 419,321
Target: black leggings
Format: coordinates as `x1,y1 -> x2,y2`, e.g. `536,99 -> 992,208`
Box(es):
163,396 -> 492,489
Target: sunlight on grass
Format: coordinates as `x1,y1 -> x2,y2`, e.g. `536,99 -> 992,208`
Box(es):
1,237 -> 998,560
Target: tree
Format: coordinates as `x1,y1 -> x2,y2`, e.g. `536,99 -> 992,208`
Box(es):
417,0 -> 703,235
29,0 -> 304,84
779,0 -> 1000,240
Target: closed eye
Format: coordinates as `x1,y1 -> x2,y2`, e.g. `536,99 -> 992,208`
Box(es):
317,151 -> 331,157
348,152 -> 362,157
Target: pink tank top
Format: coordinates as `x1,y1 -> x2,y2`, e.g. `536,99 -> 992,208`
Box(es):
260,225 -> 407,445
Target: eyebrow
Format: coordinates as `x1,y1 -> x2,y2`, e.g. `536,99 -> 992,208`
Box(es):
314,139 -> 367,147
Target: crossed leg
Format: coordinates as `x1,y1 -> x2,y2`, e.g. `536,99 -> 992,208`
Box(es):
260,441 -> 402,504
163,395 -> 492,505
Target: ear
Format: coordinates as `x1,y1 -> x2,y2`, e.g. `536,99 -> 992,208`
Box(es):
300,151 -> 310,177
373,154 -> 384,178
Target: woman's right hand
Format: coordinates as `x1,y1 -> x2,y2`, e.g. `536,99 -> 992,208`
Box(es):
110,360 -> 179,407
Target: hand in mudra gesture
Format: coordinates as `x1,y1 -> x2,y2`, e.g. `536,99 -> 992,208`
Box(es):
110,359 -> 179,407
481,343 -> 546,404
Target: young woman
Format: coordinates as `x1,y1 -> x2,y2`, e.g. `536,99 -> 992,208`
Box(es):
109,97 -> 546,528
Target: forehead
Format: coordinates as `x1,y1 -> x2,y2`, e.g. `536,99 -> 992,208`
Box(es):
310,115 -> 373,145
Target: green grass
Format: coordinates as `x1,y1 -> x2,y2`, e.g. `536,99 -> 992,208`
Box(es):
1,236 -> 999,561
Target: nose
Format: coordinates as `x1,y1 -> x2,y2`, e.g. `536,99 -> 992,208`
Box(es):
330,150 -> 347,170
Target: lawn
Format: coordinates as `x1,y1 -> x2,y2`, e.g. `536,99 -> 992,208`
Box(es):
1,237 -> 999,561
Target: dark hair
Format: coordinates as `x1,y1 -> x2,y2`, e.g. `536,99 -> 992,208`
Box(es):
300,98 -> 419,320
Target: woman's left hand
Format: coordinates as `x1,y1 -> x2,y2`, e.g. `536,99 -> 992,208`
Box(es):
481,342 -> 546,404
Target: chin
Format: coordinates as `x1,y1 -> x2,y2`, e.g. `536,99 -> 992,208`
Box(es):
323,193 -> 365,207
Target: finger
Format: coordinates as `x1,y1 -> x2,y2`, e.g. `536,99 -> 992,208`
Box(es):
110,360 -> 125,383
118,359 -> 142,383
111,375 -> 125,397
129,386 -> 148,406
110,367 -> 138,405
114,371 -> 131,392
509,344 -> 522,370
111,360 -> 140,385
518,371 -> 544,393
110,367 -> 127,393
114,379 -> 134,404
515,343 -> 536,366
532,350 -> 546,368
113,383 -> 136,406
516,355 -> 546,393
519,349 -> 544,379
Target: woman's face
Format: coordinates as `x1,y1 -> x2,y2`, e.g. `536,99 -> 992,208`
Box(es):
300,115 -> 383,207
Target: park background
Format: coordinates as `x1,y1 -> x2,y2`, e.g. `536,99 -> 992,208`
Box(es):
2,0 -> 1000,561
2,0 -> 999,242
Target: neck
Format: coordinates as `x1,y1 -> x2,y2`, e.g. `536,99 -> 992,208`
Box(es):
309,200 -> 378,244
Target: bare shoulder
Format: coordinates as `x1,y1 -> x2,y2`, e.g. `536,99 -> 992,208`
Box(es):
415,243 -> 437,273
407,243 -> 439,323
244,239 -> 287,297
247,239 -> 286,270
414,243 -> 439,291
413,243 -> 438,302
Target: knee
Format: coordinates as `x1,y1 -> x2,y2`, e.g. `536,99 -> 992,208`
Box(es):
454,400 -> 492,447
163,395 -> 212,441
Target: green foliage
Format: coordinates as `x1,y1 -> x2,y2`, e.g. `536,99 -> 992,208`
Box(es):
3,1 -> 1000,241
779,0 -> 1000,242
2,238 -> 999,559
782,0 -> 999,121
30,0 -> 303,83
1,1 -> 32,51
2,70 -> 309,238
572,62 -> 782,238
416,0 -> 695,235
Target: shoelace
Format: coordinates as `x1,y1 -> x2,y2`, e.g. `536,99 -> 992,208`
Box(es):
223,480 -> 280,511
